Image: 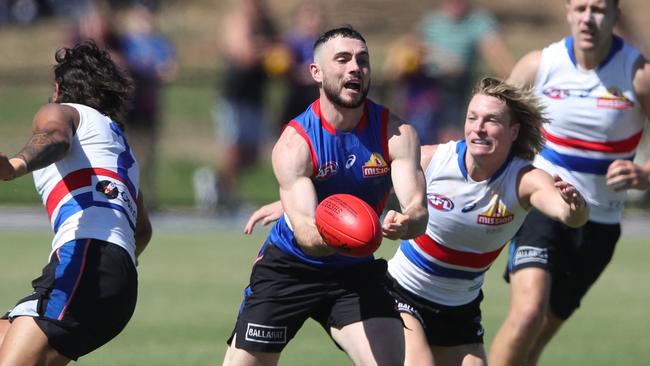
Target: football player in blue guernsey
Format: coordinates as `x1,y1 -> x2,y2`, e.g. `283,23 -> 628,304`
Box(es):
489,1 -> 650,365
244,77 -> 590,366
222,26 -> 428,366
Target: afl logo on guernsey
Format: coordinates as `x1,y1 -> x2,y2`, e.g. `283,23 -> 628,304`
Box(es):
362,153 -> 389,177
316,161 -> 338,180
428,193 -> 454,212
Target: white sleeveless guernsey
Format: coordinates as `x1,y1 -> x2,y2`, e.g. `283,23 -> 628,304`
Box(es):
534,36 -> 645,224
388,141 -> 530,306
32,103 -> 140,263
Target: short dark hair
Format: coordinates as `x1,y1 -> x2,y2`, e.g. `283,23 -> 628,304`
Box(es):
53,41 -> 133,128
313,25 -> 366,51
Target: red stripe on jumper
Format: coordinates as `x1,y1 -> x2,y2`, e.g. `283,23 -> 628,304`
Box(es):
413,234 -> 504,269
543,128 -> 643,153
46,168 -> 125,219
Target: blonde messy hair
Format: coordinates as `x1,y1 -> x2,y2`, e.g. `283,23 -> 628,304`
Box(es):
472,77 -> 549,160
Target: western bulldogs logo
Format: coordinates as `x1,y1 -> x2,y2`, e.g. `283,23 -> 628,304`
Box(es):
428,193 -> 454,212
315,161 -> 338,180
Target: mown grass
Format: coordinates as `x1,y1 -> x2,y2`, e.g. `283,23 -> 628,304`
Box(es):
1,227 -> 648,365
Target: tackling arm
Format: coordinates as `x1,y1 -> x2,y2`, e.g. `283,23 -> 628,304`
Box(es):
518,168 -> 589,228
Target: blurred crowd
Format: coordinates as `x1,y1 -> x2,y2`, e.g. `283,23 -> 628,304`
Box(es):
5,0 -> 649,212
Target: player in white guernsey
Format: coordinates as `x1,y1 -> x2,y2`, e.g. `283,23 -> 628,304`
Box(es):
489,1 -> 650,366
0,42 -> 152,365
242,78 -> 589,366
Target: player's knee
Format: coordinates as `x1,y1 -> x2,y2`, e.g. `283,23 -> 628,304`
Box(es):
508,301 -> 546,334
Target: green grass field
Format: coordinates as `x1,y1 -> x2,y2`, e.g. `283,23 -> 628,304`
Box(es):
1,226 -> 648,366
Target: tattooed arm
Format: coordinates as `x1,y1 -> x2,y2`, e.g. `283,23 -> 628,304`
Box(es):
0,103 -> 78,181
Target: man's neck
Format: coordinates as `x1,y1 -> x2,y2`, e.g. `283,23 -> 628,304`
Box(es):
319,97 -> 365,132
574,36 -> 613,70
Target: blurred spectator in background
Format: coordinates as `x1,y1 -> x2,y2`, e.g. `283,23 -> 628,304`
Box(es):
382,34 -> 442,145
279,1 -> 326,129
69,1 -> 124,65
389,0 -> 514,144
210,0 -> 279,212
121,3 -> 177,211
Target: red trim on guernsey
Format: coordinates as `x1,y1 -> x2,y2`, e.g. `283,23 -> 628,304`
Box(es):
312,99 -> 337,135
287,120 -> 318,178
543,129 -> 643,153
46,168 -> 127,219
58,239 -> 91,320
375,191 -> 391,215
380,108 -> 391,164
413,234 -> 504,269
355,102 -> 370,132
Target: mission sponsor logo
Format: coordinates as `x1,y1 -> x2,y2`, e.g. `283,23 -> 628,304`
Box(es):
542,86 -> 634,110
245,323 -> 287,344
477,194 -> 514,226
362,153 -> 390,177
596,88 -> 634,110
428,193 -> 454,212
315,161 -> 338,180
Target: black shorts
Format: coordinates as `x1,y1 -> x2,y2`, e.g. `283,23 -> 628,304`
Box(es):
228,242 -> 400,353
387,275 -> 484,347
2,239 -> 138,360
505,209 -> 620,319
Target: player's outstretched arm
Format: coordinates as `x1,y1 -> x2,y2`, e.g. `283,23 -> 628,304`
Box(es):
518,168 -> 589,228
384,114 -> 428,240
272,126 -> 335,256
1,103 -> 77,181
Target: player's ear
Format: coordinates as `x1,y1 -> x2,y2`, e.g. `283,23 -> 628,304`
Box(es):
510,122 -> 520,142
310,63 -> 322,84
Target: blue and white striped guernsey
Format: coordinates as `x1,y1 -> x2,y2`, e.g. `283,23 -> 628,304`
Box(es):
32,103 -> 140,264
533,36 -> 645,224
389,141 -> 530,306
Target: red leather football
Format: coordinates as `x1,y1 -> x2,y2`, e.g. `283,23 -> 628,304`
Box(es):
315,194 -> 383,257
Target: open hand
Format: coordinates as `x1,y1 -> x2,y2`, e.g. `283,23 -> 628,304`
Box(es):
382,210 -> 410,240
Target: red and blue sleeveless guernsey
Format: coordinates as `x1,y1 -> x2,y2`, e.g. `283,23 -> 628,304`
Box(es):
268,99 -> 393,267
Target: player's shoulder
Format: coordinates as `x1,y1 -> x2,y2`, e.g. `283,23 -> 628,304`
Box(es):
33,103 -> 79,127
507,50 -> 543,87
632,54 -> 650,91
